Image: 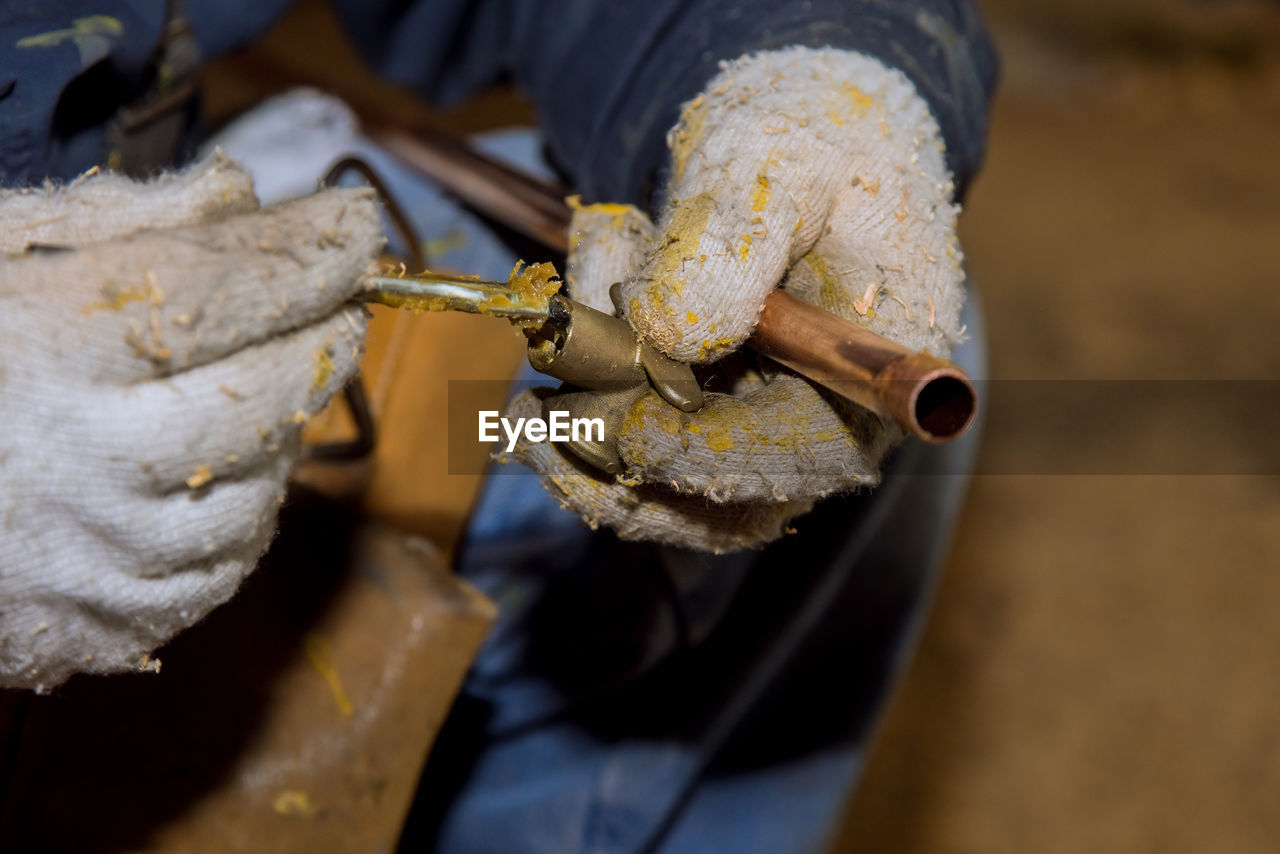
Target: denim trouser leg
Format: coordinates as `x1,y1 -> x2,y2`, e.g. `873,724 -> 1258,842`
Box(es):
432,299 -> 985,853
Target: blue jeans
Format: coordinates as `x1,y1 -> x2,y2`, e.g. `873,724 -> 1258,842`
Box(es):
423,333 -> 983,853
426,201 -> 986,851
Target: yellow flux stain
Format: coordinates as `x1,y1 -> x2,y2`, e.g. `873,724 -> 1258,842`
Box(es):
273,791 -> 317,818
369,290 -> 450,314
305,633 -> 354,718
803,250 -> 844,311
675,397 -> 748,452
696,335 -> 738,361
83,284 -> 147,315
647,287 -> 667,311
502,261 -> 565,329
507,260 -> 562,302
311,349 -> 335,390
706,430 -> 735,452
633,396 -> 738,453
620,399 -> 647,435
185,465 -> 213,489
845,83 -> 874,115
828,83 -> 875,126
670,95 -> 708,182
642,193 -> 713,313
815,428 -> 856,445
750,172 -> 771,213
566,195 -> 636,217
686,311 -> 699,324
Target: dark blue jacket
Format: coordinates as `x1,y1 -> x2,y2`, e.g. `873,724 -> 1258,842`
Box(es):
1,1 -> 996,202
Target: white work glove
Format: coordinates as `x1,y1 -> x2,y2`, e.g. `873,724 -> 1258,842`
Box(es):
507,47 -> 967,552
0,154 -> 383,690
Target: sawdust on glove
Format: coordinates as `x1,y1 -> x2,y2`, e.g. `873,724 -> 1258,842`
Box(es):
0,153 -> 384,690
507,47 -> 968,552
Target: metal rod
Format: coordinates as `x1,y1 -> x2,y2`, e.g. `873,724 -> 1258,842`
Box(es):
371,127 -> 572,252
371,126 -> 977,442
363,273 -> 552,322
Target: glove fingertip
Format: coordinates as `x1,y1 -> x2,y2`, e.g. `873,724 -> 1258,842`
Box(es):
566,203 -> 655,314
621,190 -> 800,362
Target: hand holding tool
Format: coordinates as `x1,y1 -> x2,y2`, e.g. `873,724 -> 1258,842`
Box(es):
0,155 -> 380,689
364,269 -> 701,473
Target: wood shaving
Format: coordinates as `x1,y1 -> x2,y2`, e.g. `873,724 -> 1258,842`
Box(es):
853,282 -> 881,316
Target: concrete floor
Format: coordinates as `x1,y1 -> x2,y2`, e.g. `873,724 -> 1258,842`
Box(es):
836,2 -> 1280,851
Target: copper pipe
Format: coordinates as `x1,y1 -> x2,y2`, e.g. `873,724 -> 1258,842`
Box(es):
371,126 -> 977,442
748,291 -> 975,442
371,127 -> 572,252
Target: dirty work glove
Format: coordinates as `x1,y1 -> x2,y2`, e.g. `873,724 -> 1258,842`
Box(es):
506,47 -> 967,552
0,154 -> 383,690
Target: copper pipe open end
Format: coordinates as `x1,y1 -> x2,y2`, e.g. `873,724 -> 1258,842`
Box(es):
912,371 -> 977,442
879,355 -> 978,444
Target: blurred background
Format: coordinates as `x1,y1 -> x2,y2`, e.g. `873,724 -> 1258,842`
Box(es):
839,2 -> 1280,851
200,1 -> 1280,851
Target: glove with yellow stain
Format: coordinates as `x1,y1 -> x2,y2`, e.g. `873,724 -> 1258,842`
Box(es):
0,154 -> 382,690
509,46 -> 969,552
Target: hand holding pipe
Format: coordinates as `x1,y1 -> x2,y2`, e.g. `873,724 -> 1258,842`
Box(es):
371,127 -> 976,443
